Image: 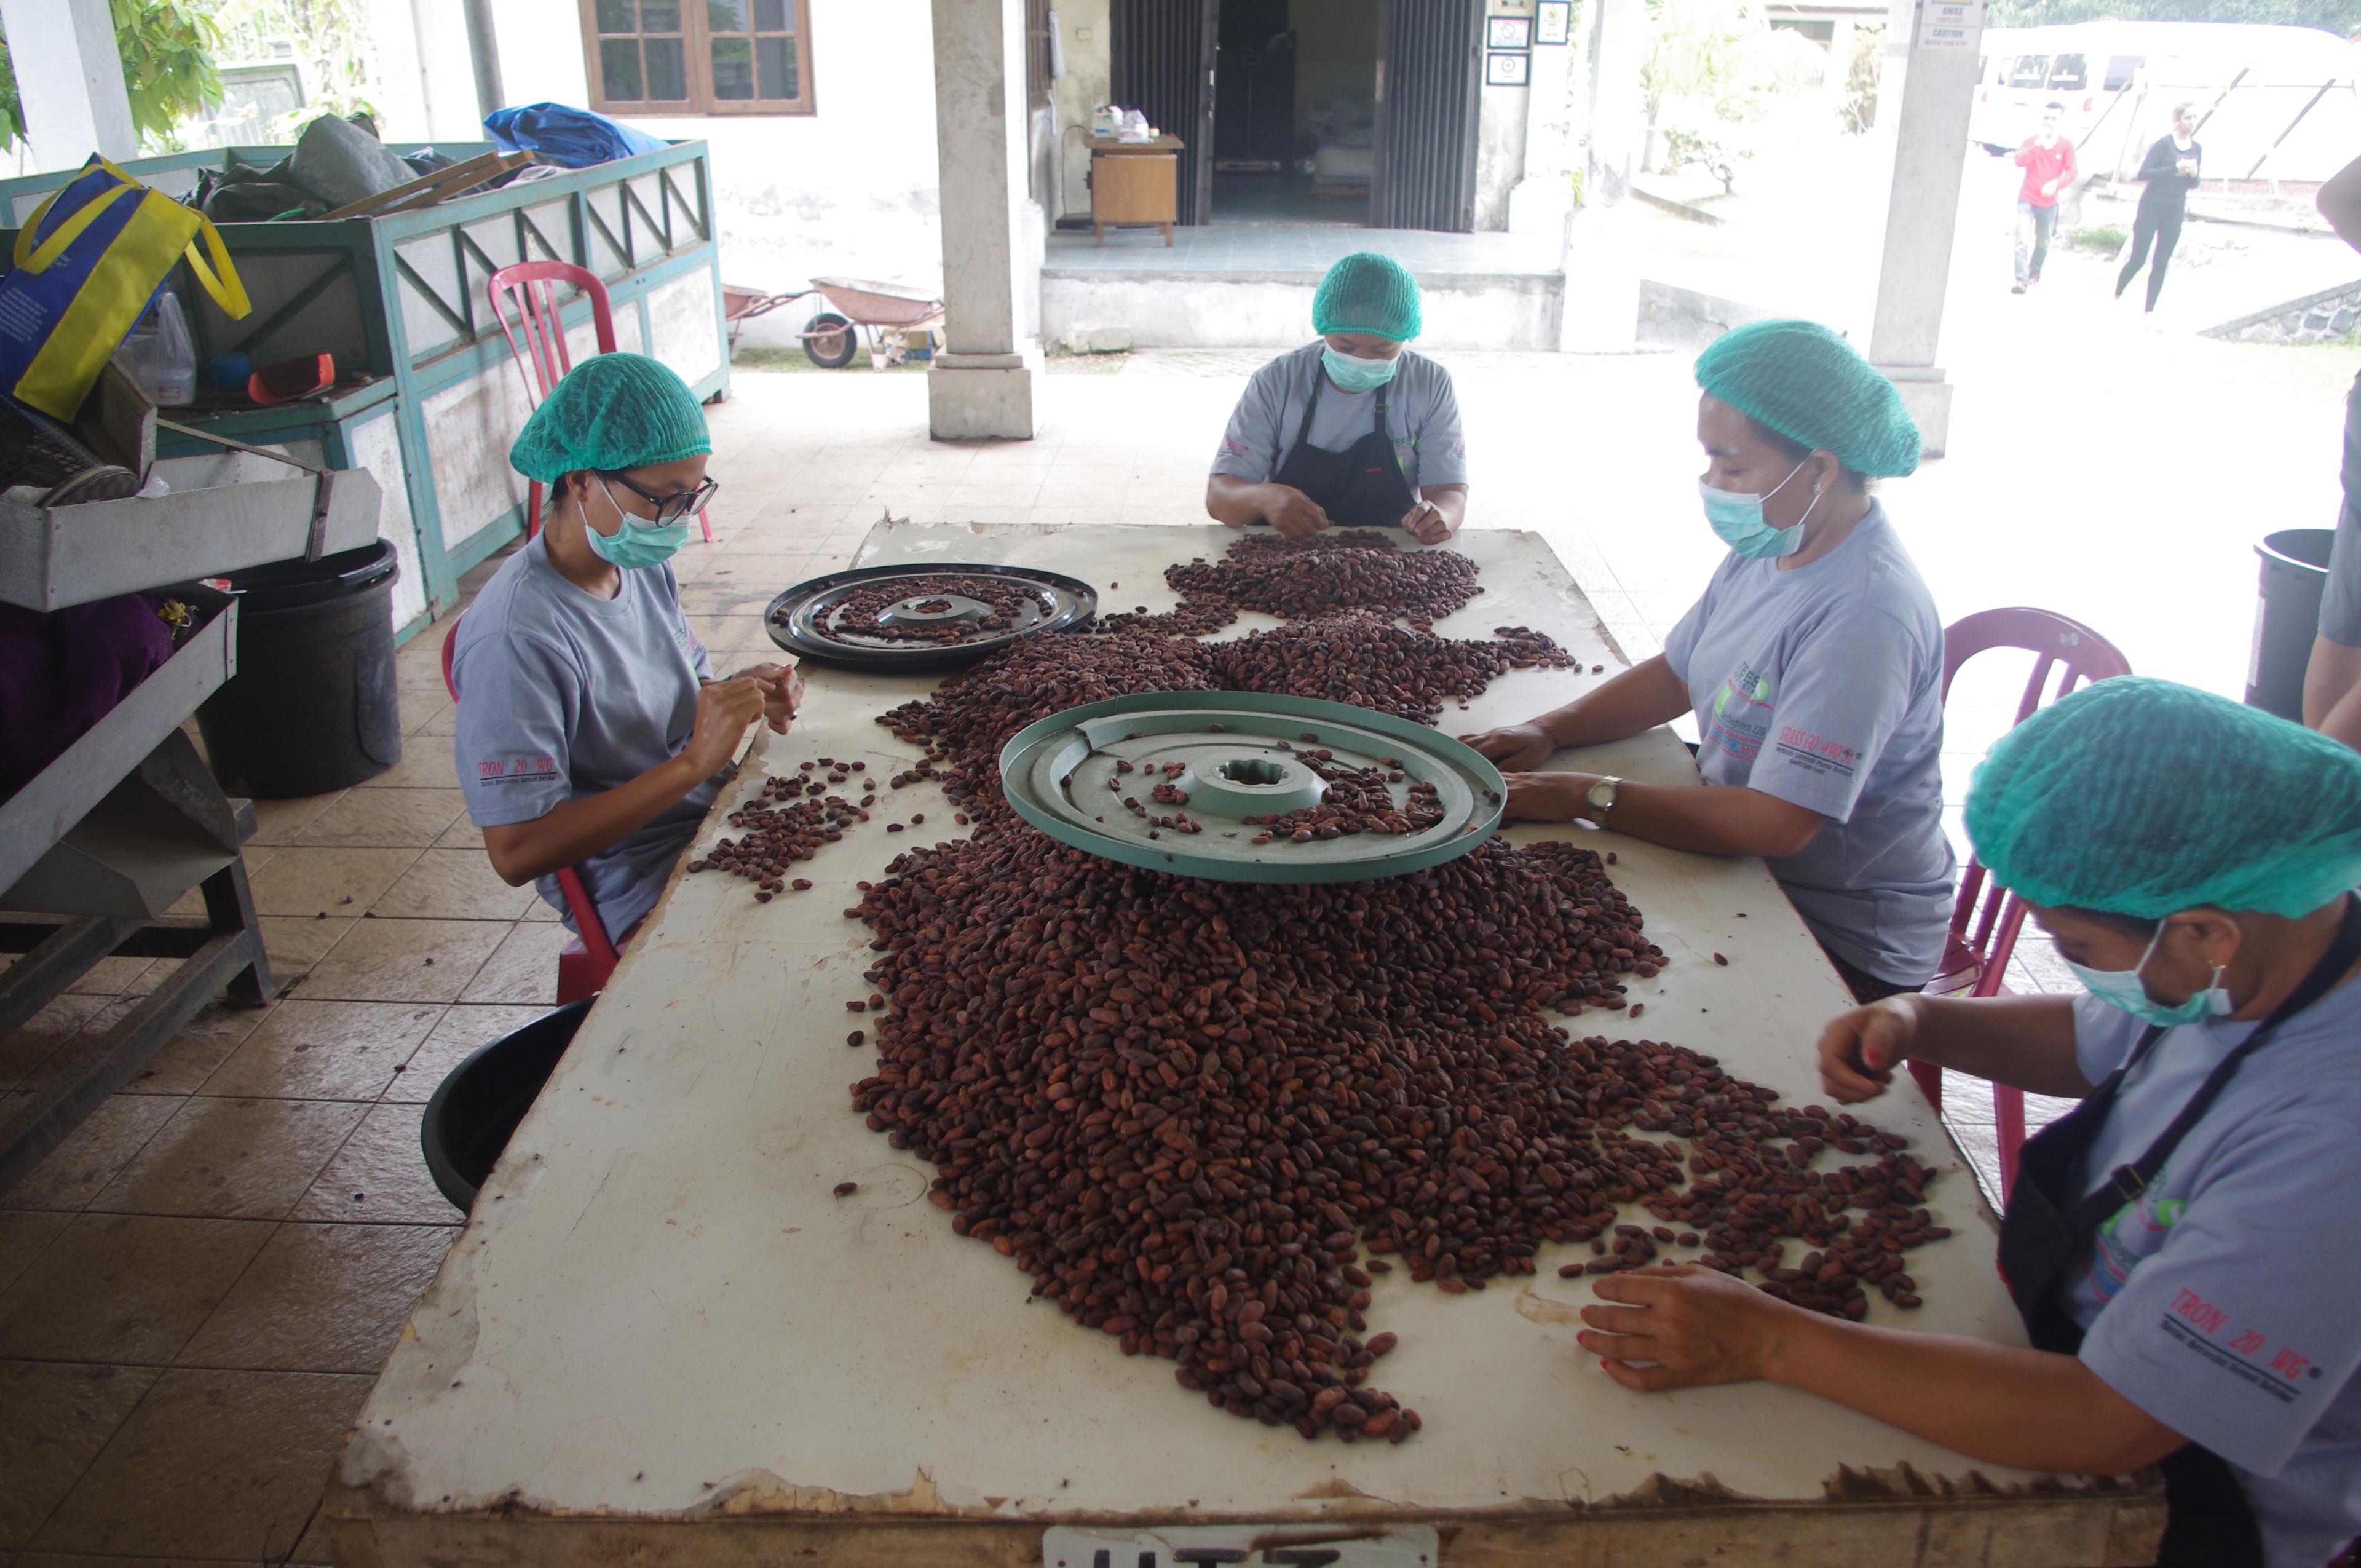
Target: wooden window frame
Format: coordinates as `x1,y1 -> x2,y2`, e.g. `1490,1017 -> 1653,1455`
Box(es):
579,0 -> 818,118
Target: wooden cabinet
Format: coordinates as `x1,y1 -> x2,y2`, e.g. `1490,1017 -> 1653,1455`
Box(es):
1088,135 -> 1184,245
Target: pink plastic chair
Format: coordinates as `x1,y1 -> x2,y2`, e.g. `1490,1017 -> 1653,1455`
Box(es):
444,617 -> 622,1004
486,259 -> 714,545
1916,608 -> 2132,1197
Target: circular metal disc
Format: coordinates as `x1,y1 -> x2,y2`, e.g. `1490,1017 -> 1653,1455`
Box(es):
765,563 -> 1098,670
997,691 -> 1505,882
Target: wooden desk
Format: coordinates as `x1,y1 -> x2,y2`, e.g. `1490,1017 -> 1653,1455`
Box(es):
328,523 -> 2161,1567
1089,133 -> 1185,246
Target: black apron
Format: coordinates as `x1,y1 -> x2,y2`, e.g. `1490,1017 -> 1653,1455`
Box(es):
1996,896 -> 2361,1568
1268,355 -> 1420,532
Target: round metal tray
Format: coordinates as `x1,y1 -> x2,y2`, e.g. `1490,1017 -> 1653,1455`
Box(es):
997,691 -> 1505,883
764,563 -> 1098,670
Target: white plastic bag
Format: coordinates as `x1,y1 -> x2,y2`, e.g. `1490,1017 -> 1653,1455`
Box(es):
112,290 -> 197,406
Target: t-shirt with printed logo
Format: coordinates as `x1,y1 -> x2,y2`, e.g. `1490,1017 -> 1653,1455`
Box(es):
1661,502 -> 1953,984
2065,980 -> 2361,1568
451,532 -> 723,940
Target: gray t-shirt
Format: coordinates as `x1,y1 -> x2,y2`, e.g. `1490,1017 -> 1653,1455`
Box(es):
451,534 -> 722,940
1661,503 -> 1953,984
2065,981 -> 2361,1568
1210,342 -> 1469,493
2319,370 -> 2361,647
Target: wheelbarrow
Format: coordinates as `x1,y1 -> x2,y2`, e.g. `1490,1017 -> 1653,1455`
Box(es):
722,277 -> 946,370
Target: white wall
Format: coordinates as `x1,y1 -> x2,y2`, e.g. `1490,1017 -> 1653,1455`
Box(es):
1050,0 -> 1112,218
489,0 -> 947,337
1475,79 -> 1529,231
371,0 -> 485,145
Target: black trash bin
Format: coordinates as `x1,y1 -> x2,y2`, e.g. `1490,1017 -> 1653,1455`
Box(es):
196,540 -> 403,797
421,997 -> 593,1213
2247,529 -> 2335,721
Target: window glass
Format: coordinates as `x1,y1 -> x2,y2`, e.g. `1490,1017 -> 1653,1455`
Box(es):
640,0 -> 681,32
755,0 -> 786,28
2047,53 -> 2086,90
711,35 -> 755,98
645,35 -> 688,98
600,38 -> 643,98
757,34 -> 799,98
597,0 -> 636,31
708,0 -> 748,28
2103,54 -> 2143,90
2007,54 -> 2049,88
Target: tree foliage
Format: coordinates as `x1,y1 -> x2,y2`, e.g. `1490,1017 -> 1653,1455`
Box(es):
1986,0 -> 2361,29
0,0 -> 223,155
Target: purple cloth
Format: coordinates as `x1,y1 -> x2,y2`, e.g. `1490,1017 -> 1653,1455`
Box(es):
0,593 -> 176,800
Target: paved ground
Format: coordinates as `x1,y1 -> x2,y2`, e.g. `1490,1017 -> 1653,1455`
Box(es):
1,316 -> 2351,1561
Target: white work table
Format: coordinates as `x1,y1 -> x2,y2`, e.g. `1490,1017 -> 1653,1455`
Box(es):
326,523 -> 2160,1567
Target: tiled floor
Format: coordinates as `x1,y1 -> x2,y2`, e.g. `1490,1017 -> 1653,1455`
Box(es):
5,318 -> 2350,1556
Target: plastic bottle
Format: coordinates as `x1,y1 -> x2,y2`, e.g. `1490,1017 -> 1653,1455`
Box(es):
113,291 -> 197,406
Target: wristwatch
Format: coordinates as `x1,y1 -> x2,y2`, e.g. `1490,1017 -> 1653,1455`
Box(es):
1584,776 -> 1621,826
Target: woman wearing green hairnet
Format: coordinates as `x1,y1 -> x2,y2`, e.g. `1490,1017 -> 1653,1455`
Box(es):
1570,679 -> 2361,1568
451,352 -> 801,941
1464,319 -> 1952,1004
1206,252 -> 1468,547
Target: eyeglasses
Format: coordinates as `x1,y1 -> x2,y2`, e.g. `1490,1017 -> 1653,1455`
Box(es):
602,470 -> 718,523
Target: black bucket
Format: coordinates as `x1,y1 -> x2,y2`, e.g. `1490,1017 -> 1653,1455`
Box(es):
196,540 -> 403,797
2247,528 -> 2334,721
421,997 -> 592,1213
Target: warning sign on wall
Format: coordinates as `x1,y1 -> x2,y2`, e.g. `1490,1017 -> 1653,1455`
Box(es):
1919,0 -> 1983,50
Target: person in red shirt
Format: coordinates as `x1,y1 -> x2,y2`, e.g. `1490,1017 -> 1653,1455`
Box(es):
2012,101 -> 2078,293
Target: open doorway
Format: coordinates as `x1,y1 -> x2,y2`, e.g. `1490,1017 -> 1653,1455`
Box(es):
1211,0 -> 1378,226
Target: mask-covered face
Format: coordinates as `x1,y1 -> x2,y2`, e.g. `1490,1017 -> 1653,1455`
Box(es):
2065,921 -> 2234,1028
582,477 -> 692,569
1699,458 -> 1818,560
1321,343 -> 1401,394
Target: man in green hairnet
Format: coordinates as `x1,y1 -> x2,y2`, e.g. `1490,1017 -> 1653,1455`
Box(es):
1206,252 -> 1468,547
1465,319 -> 1951,1006
1572,678 -> 2361,1568
451,353 -> 801,943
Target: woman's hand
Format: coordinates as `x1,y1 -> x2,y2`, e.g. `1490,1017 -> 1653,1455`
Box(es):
1500,770 -> 1597,823
1576,1265 -> 1801,1391
1816,995 -> 1919,1103
1402,499 -> 1452,546
681,676 -> 766,775
1260,485 -> 1331,540
737,662 -> 805,734
1459,721 -> 1557,771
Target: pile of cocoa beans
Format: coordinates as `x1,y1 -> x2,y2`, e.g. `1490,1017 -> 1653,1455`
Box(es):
846,825 -> 1937,1441
810,574 -> 1048,646
688,760 -> 873,900
1208,617 -> 1581,725
1165,531 -> 1485,626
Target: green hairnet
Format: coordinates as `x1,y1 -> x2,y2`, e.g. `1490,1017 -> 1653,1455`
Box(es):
1964,677 -> 2361,919
509,352 -> 710,483
1694,319 -> 1920,478
1313,253 -> 1422,342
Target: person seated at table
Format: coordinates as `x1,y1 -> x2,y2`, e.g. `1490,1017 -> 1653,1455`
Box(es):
1574,678 -> 2361,1568
1204,251 -> 1468,547
451,352 -> 799,941
1461,319 -> 1951,1003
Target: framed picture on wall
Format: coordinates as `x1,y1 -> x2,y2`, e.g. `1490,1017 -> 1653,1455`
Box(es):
1535,1 -> 1572,44
1485,49 -> 1532,85
1487,16 -> 1534,49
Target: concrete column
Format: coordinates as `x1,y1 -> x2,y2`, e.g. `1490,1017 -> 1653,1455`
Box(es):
1864,0 -> 1980,457
1559,0 -> 1646,352
0,0 -> 137,174
1506,28 -> 1577,235
928,0 -> 1043,441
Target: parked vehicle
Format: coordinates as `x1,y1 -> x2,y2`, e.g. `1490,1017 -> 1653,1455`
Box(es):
1969,22 -> 2361,185
724,278 -> 947,370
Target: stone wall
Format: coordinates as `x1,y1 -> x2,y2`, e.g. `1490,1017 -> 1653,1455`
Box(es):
2202,279 -> 2361,346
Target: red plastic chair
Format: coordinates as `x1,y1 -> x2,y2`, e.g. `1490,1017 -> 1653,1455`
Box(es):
486,259 -> 714,545
444,617 -> 621,1003
1915,608 -> 2132,1197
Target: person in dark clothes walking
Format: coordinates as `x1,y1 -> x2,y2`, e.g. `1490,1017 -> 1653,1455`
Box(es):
2117,103 -> 2202,314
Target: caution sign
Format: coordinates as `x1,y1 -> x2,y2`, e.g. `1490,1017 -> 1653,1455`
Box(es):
1919,0 -> 1983,50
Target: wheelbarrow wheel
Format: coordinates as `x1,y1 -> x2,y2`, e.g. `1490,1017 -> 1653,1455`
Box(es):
805,312 -> 858,369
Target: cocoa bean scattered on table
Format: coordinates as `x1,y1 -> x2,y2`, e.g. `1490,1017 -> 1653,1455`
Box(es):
1166,531 -> 1485,627
1206,616 -> 1581,726
688,767 -> 868,900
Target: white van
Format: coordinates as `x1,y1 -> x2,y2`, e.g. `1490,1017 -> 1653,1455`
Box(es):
1969,22 -> 2361,185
